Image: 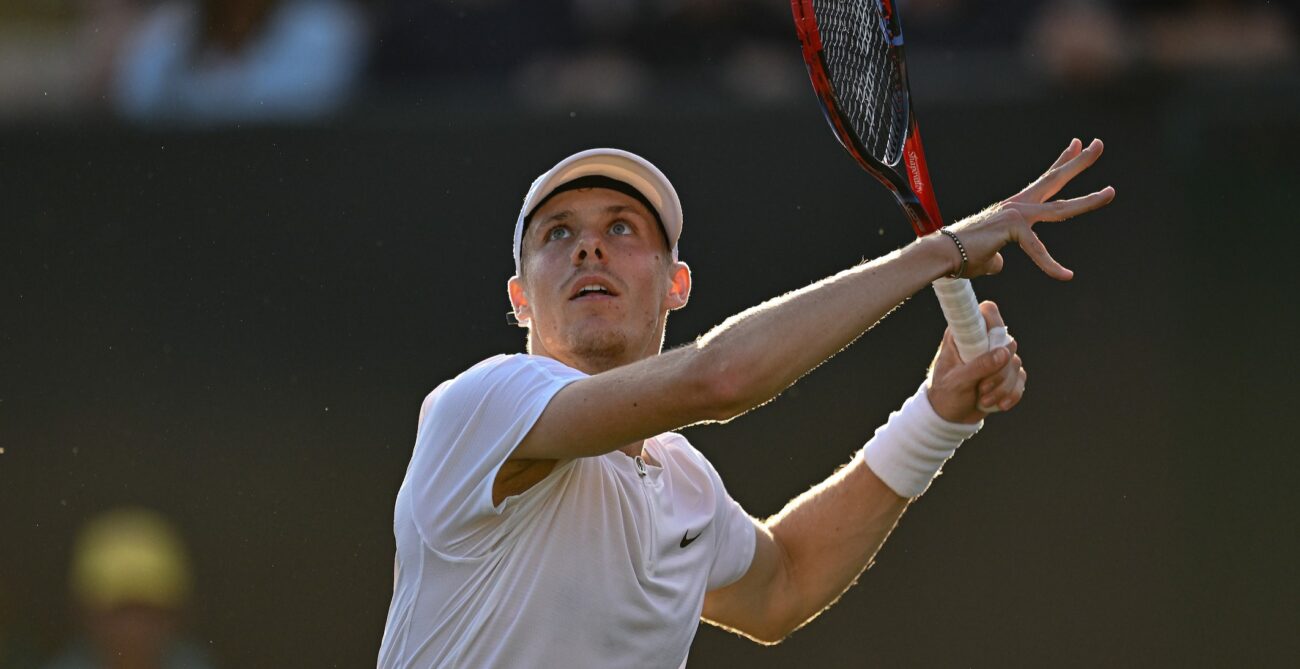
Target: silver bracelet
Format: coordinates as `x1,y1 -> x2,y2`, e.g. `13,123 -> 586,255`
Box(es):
938,228 -> 967,279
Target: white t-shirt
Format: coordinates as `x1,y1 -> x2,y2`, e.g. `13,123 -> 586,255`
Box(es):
378,354 -> 757,669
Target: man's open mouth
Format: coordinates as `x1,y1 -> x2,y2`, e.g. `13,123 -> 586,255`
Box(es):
569,278 -> 619,301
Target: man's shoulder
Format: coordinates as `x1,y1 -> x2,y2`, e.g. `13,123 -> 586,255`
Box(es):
654,432 -> 718,477
418,355 -> 510,421
428,354 -> 578,396
419,354 -> 585,424
654,431 -> 696,453
459,353 -> 584,386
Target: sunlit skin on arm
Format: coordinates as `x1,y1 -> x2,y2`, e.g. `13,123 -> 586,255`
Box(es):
501,139 -> 1113,637
506,140 -> 1109,465
702,302 -> 1018,643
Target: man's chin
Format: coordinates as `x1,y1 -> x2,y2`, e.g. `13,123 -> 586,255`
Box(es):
566,329 -> 633,372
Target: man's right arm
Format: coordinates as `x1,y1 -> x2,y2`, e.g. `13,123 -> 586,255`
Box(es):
515,232 -> 958,460
514,138 -> 1114,462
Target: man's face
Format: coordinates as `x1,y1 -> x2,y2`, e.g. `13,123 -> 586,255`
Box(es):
509,187 -> 690,372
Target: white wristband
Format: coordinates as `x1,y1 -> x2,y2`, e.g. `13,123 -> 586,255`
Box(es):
861,382 -> 983,498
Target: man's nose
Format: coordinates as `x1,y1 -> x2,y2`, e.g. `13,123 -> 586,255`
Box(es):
572,232 -> 606,264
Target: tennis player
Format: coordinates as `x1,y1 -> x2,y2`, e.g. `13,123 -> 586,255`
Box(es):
378,141 -> 1112,667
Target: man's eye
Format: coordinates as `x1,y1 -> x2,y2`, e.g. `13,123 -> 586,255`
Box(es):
610,221 -> 631,235
546,226 -> 571,241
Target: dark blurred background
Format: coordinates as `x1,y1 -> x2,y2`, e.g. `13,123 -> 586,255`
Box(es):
1,0 -> 1297,667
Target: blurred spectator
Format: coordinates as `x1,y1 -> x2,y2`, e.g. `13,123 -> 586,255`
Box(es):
1142,0 -> 1296,71
1025,0 -> 1132,85
629,0 -> 802,105
371,0 -> 802,109
112,0 -> 369,125
0,0 -> 141,119
43,508 -> 214,669
1027,0 -> 1297,85
897,0 -> 1041,47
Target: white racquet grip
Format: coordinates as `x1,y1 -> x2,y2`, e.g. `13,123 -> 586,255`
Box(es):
861,382 -> 983,498
931,277 -> 989,363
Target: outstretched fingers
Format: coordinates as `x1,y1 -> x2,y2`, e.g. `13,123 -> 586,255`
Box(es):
1046,138 -> 1083,172
1002,185 -> 1113,279
1011,186 -> 1116,222
1011,138 -> 1105,204
1017,229 -> 1073,280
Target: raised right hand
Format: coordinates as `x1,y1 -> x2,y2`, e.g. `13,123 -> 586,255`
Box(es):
945,138 -> 1116,280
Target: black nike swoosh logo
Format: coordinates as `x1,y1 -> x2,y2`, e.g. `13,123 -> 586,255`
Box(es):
680,530 -> 702,548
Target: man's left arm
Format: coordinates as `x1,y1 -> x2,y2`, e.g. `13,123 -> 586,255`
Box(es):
701,302 -> 1025,643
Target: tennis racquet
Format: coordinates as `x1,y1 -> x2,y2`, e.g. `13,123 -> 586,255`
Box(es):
791,0 -> 989,362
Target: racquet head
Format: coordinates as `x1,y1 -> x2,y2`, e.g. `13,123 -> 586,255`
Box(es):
792,0 -> 945,236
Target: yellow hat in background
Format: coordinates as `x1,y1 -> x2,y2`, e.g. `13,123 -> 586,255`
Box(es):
70,507 -> 192,610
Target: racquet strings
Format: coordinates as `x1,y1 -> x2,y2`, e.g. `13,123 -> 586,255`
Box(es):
813,0 -> 909,167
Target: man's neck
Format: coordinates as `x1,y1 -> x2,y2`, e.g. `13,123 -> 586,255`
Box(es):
526,339 -> 662,462
528,342 -> 651,375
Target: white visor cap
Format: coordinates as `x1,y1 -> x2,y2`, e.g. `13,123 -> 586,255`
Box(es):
513,148 -> 683,275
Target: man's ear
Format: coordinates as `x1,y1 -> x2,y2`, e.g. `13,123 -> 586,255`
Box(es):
665,262 -> 692,312
507,276 -> 531,327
